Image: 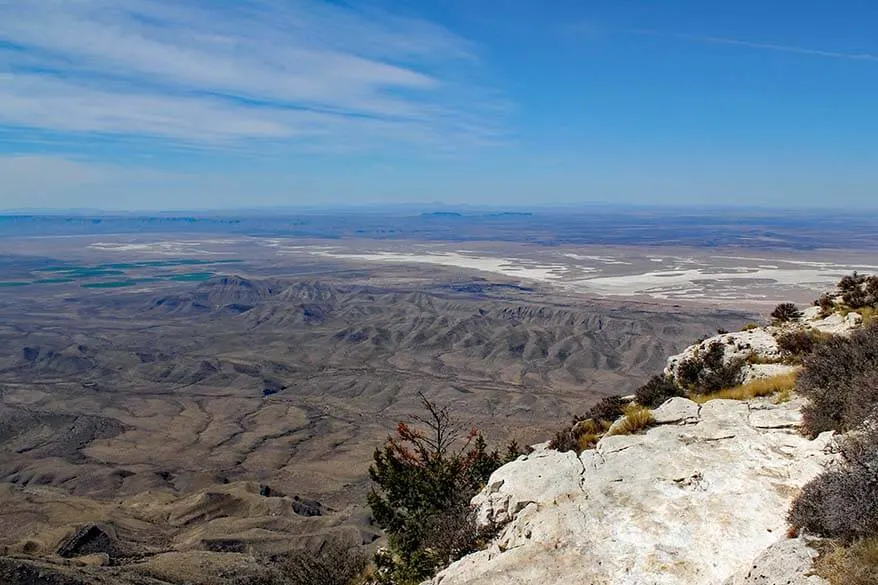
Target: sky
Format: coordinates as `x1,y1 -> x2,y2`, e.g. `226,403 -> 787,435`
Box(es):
1,0 -> 877,210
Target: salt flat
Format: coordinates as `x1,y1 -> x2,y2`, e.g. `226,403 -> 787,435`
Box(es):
282,242 -> 878,307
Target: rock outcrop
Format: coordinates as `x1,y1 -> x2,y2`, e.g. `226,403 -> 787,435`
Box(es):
430,396 -> 835,585
663,307 -> 864,386
722,538 -> 828,585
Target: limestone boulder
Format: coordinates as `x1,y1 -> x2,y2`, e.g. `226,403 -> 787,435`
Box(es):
722,538 -> 828,585
430,398 -> 835,585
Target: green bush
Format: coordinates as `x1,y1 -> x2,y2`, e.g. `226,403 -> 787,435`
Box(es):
677,341 -> 744,394
837,272 -> 878,310
634,375 -> 684,408
797,322 -> 878,436
771,302 -> 802,322
367,394 -> 515,584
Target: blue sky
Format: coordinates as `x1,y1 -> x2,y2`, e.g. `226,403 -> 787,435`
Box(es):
1,0 -> 877,210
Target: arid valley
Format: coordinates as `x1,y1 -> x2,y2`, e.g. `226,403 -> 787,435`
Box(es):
1,211 -> 877,584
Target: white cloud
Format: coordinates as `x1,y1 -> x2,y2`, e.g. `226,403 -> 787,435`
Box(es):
0,0 -> 503,151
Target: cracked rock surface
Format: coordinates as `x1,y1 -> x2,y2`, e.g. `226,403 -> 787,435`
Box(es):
430,397 -> 835,585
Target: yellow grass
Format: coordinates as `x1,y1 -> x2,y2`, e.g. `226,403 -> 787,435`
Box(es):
691,371 -> 798,404
574,418 -> 614,450
858,306 -> 877,325
815,537 -> 878,585
607,404 -> 654,436
577,433 -> 602,451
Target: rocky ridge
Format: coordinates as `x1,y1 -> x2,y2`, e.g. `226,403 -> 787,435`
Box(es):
665,305 -> 863,385
428,309 -> 864,585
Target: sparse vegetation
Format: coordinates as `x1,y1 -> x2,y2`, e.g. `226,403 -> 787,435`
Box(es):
690,372 -> 798,403
677,341 -> 745,394
634,375 -> 684,408
816,293 -> 835,317
788,426 -> 878,542
771,302 -> 802,323
740,322 -> 760,331
775,329 -> 832,362
550,395 -> 629,453
606,404 -> 654,436
581,395 -> 627,423
796,322 -> 878,436
367,393 -> 519,584
550,412 -> 615,454
268,539 -> 368,585
813,537 -> 878,585
788,317 -> 878,570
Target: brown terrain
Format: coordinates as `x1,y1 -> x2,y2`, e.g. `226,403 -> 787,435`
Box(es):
0,239 -> 753,584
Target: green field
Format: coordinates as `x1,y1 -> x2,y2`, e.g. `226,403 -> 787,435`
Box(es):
21,258 -> 239,287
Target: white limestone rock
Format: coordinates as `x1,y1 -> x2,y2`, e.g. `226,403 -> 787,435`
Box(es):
651,397 -> 700,424
472,449 -> 583,527
799,304 -> 863,336
430,398 -> 835,585
664,329 -> 782,383
722,538 -> 828,585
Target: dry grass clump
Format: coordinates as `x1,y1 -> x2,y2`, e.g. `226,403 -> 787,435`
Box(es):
550,395 -> 628,453
690,372 -> 798,404
856,305 -> 878,326
740,322 -> 760,331
814,537 -> 878,585
607,404 -> 654,436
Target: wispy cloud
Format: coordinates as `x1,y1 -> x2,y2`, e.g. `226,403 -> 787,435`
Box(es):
629,29 -> 878,63
0,0 -> 504,152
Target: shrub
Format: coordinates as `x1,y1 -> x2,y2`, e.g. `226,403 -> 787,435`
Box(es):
771,302 -> 802,322
270,539 -> 367,585
548,425 -> 579,453
740,323 -> 760,331
550,414 -> 614,454
691,372 -> 798,404
634,375 -> 684,408
776,329 -> 831,361
367,393 -> 510,584
550,395 -> 628,453
788,426 -> 878,541
678,341 -> 745,394
839,272 -> 867,293
843,371 -> 878,434
843,288 -> 869,309
837,272 -> 878,310
817,293 -> 835,317
607,404 -> 654,436
866,276 -> 878,303
814,537 -> 878,585
797,322 -> 878,436
582,395 -> 626,423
